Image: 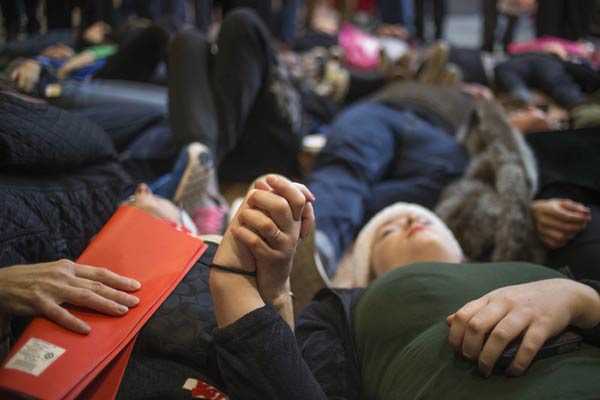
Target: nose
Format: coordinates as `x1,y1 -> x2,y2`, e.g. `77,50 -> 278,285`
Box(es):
403,214 -> 417,229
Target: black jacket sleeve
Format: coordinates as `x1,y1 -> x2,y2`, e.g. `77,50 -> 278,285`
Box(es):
212,305 -> 328,400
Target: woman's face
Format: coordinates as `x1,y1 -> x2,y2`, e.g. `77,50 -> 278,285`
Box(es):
370,211 -> 463,278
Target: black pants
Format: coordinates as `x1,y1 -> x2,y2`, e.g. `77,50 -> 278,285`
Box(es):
536,0 -> 594,40
95,25 -> 169,83
168,8 -> 303,181
414,0 -> 445,42
494,53 -> 587,108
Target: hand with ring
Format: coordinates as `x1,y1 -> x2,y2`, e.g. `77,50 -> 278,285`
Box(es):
232,175 -> 315,304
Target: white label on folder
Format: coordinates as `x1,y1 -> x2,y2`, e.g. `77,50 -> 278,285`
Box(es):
4,338 -> 65,376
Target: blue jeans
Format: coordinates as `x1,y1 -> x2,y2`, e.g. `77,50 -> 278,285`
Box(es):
377,0 -> 414,34
50,79 -> 167,114
307,102 -> 468,271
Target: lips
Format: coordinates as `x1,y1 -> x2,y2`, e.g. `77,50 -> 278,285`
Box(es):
407,224 -> 426,238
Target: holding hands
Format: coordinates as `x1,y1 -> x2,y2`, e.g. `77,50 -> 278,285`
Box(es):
447,278 -> 600,377
211,175 -> 314,328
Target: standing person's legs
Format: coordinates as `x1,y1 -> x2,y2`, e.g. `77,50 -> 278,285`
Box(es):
433,0 -> 445,39
45,0 -> 72,30
194,0 -> 213,32
535,0 -> 563,38
414,0 -> 425,41
501,14 -> 519,50
24,0 -> 40,35
0,0 -> 20,40
481,0 -> 497,51
565,0 -> 594,40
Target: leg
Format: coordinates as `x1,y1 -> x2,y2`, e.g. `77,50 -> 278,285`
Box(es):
24,0 -> 40,35
433,0 -> 445,39
168,30 -> 219,154
307,102 -> 401,271
194,0 -> 213,32
307,102 -> 467,269
51,79 -> 168,113
494,54 -> 537,104
212,9 -> 303,180
481,0 -> 497,51
0,29 -> 72,60
501,14 -> 519,51
95,25 -> 169,82
1,0 -> 20,40
413,0 -> 425,40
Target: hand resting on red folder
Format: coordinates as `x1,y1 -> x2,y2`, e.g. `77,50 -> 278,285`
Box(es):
0,260 -> 141,335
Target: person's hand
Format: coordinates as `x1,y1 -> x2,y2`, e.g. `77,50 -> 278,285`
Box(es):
460,83 -> 494,101
232,175 -> 315,302
10,60 -> 42,93
507,105 -> 552,134
0,260 -> 141,334
531,199 -> 591,248
447,279 -> 600,377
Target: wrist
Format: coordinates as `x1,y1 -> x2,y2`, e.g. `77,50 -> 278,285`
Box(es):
571,281 -> 600,330
209,269 -> 264,328
262,279 -> 291,306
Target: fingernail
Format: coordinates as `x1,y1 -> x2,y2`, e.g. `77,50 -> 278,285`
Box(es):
506,366 -> 522,377
117,305 -> 129,314
130,279 -> 141,290
80,322 -> 91,334
267,175 -> 279,184
130,296 -> 140,305
463,351 -> 474,360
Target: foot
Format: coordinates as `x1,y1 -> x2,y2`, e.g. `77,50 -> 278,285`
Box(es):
172,143 -> 229,235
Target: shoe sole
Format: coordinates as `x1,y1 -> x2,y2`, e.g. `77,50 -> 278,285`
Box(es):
173,142 -> 211,206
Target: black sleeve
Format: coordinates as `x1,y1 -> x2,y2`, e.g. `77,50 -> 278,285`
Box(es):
212,305 -> 328,400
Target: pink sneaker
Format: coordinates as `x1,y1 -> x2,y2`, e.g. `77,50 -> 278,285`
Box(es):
192,204 -> 229,235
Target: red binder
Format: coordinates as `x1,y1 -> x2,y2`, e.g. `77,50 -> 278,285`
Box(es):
0,205 -> 207,400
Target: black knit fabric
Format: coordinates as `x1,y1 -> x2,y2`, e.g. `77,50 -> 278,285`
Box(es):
0,91 -> 131,266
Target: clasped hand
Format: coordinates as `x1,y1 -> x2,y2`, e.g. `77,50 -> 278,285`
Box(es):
213,175 -> 314,304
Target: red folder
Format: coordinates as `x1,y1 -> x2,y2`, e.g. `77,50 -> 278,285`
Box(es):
0,205 -> 207,400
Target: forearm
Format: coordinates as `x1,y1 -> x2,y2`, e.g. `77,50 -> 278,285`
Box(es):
213,305 -> 327,400
58,50 -> 96,78
209,270 -> 265,328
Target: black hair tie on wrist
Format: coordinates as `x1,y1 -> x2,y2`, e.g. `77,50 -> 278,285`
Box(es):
209,263 -> 257,277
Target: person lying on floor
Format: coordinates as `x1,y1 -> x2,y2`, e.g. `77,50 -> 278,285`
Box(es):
204,175 -> 600,399
0,150 -> 226,361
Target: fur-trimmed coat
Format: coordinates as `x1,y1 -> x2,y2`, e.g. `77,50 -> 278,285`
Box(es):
435,99 -> 546,263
